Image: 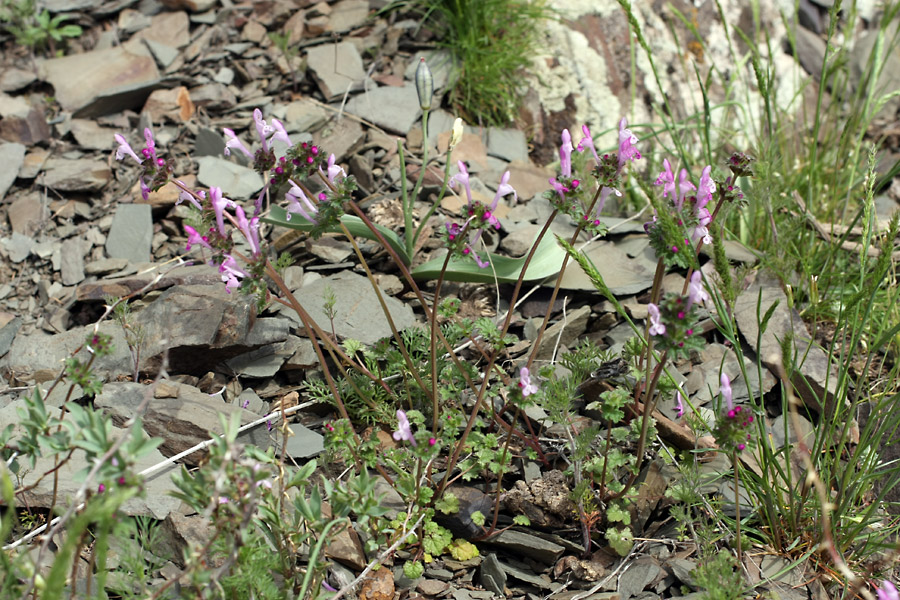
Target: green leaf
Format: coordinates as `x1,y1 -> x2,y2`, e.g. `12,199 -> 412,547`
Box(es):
470,510 -> 485,526
448,539 -> 479,560
435,492 -> 460,515
403,560 -> 424,579
411,233 -> 565,283
512,514 -> 531,526
263,205 -> 410,266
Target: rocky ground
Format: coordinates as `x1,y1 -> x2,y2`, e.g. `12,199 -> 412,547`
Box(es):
1,0 -> 900,598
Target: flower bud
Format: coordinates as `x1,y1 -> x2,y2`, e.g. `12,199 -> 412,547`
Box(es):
449,117 -> 463,149
415,58 -> 433,110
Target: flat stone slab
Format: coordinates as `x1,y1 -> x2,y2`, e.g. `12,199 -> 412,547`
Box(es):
106,204 -> 152,264
196,156 -> 264,200
344,83 -> 422,135
556,241 -> 655,295
279,270 -> 418,345
0,143 -> 25,201
39,44 -> 160,117
41,157 -> 111,192
306,42 -> 367,101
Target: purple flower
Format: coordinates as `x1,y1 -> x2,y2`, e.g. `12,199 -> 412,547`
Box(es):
235,205 -> 260,257
449,160 -> 473,206
114,134 -> 143,164
285,182 -> 318,223
392,410 -> 417,446
320,153 -> 346,184
878,581 -> 899,600
175,183 -> 204,210
253,108 -> 273,152
219,255 -> 249,293
617,117 -> 641,170
518,367 -> 539,397
675,168 -> 695,211
595,186 -> 621,217
648,303 -> 666,336
184,225 -> 213,252
209,187 -> 234,237
490,171 -> 517,209
686,271 -> 709,309
697,165 -> 715,208
720,373 -> 733,411
269,118 -> 292,147
576,125 -> 601,166
655,159 -> 676,199
143,128 -> 157,162
224,128 -> 253,158
559,128 -> 574,178
675,390 -> 685,419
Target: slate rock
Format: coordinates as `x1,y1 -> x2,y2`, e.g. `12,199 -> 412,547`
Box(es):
60,237 -> 86,286
486,127 -> 529,163
69,118 -> 115,150
344,84 -> 422,135
74,263 -> 222,301
791,26 -> 826,81
159,0 -> 218,11
0,67 -> 36,92
306,42 -> 367,101
280,271 -> 417,345
158,512 -> 215,569
2,232 -> 34,263
0,316 -> 22,358
325,522 -> 367,570
484,530 -> 565,564
435,486 -> 493,539
618,560 -> 662,600
189,83 -> 237,111
84,257 -> 129,276
479,554 -> 507,596
282,98 -> 329,133
39,45 -> 161,117
327,0 -> 370,33
41,158 -> 111,192
0,106 -> 50,146
225,342 -> 290,378
313,117 -> 364,162
8,194 -> 47,236
0,143 -> 26,200
557,241 -> 654,295
95,381 -> 270,465
135,11 -> 191,49
106,204 -> 152,264
196,156 -> 264,199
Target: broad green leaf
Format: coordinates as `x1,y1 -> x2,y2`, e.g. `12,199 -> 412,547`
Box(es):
264,205 -> 410,265
411,233 -> 566,283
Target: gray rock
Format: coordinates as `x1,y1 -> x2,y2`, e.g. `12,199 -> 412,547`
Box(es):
534,305 -> 591,361
41,158 -> 111,191
486,127 -> 529,163
618,560 -> 662,600
344,84 -> 422,135
557,241 -> 655,295
435,486 -> 492,539
667,558 -> 698,588
0,67 -> 36,92
3,232 -> 34,263
307,236 -> 353,263
484,529 -> 565,564
278,271 -> 417,345
0,142 -> 25,200
69,118 -> 115,150
283,423 -> 324,459
235,388 -> 265,413
479,554 -> 507,596
60,237 -> 86,286
797,0 -> 824,34
0,316 -> 22,358
106,204 -> 152,264
327,0 -> 370,33
144,39 -> 180,69
84,257 -> 129,276
851,22 -> 900,120
313,117 -> 364,162
791,26 -> 826,81
157,511 -> 214,569
39,44 -> 161,117
306,42 -> 367,101
196,156 -> 264,200
499,561 -> 553,589
282,98 -> 329,134
213,66 -> 234,85
95,381 -> 270,465
283,335 -> 319,370
189,83 -> 237,112
7,192 -> 46,236
225,342 -> 289,378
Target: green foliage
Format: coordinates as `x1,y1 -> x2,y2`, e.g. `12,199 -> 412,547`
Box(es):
403,560 -> 425,579
694,552 -> 745,600
604,526 -> 633,556
0,0 -> 82,53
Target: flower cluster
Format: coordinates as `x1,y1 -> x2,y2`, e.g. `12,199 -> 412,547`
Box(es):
114,128 -> 172,200
879,581 -> 899,600
713,374 -> 754,453
445,161 -> 516,268
548,118 -> 640,235
517,367 -> 539,398
646,272 -> 709,359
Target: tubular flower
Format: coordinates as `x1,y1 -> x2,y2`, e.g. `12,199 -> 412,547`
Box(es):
491,171 -> 517,209
392,410 -> 417,446
576,125 -> 601,166
675,390 -> 685,419
224,128 -> 253,158
285,182 -> 318,224
449,160 -> 474,205
175,184 -> 204,210
559,128 -> 574,178
518,367 -> 539,397
878,582 -> 899,600
209,187 -> 234,237
720,373 -> 733,411
219,255 -> 249,293
253,108 -> 274,152
184,225 -> 213,253
114,134 -> 143,164
648,303 -> 666,336
617,117 -> 641,170
235,205 -> 260,257
319,153 -> 346,185
686,270 -> 709,309
655,158 -> 676,200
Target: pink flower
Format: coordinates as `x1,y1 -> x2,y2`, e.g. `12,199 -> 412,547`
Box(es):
655,159 -> 676,200
175,183 -> 204,210
675,168 -> 696,211
219,255 -> 248,293
143,128 -> 157,162
697,165 -> 715,208
224,128 -> 253,158
617,117 -> 641,170
491,171 -> 517,209
320,153 -> 346,184
675,391 -> 685,419
269,118 -> 292,147
253,108 -> 273,152
686,271 -> 709,309
235,205 -> 260,257
209,187 -> 234,237
648,303 -> 666,336
720,373 -> 733,411
559,129 -> 574,178
449,160 -> 473,206
518,367 -> 539,397
184,225 -> 213,252
392,410 -> 417,446
114,133 -> 143,164
878,581 -> 899,600
285,182 -> 318,223
576,125 -> 601,166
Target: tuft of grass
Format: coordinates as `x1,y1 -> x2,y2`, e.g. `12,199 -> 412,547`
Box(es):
387,0 -> 555,126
